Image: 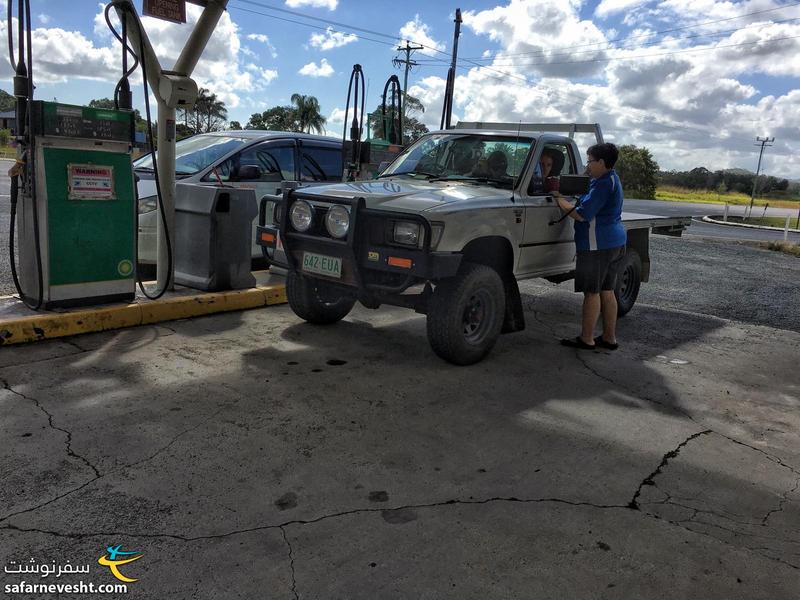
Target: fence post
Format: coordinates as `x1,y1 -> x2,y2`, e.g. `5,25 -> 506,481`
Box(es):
785,215 -> 790,241
723,203 -> 728,222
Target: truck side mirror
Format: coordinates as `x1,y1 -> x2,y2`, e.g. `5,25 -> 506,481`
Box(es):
558,175 -> 591,196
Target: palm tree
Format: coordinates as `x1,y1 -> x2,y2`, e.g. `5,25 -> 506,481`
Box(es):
188,88 -> 228,133
290,93 -> 326,134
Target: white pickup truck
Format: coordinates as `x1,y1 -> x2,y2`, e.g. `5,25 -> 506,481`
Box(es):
258,123 -> 690,365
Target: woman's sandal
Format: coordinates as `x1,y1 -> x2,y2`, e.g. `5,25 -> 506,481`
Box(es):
594,336 -> 619,350
560,337 -> 596,350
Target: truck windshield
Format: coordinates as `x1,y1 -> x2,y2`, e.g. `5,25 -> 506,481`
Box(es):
379,133 -> 534,188
133,134 -> 248,176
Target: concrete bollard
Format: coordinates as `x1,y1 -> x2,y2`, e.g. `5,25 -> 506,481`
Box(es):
785,216 -> 790,241
723,203 -> 728,222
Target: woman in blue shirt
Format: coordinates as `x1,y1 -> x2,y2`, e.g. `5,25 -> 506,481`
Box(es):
554,143 -> 626,350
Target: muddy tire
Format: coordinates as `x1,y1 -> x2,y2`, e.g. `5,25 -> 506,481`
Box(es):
426,262 -> 506,365
286,270 -> 355,325
615,249 -> 642,317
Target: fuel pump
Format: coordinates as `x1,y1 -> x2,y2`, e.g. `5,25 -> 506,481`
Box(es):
342,64 -> 366,181
8,0 -> 138,309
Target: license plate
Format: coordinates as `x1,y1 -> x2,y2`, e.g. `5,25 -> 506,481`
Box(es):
302,252 -> 342,279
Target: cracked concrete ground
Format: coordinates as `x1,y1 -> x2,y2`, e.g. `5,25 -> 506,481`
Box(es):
1,275 -> 799,599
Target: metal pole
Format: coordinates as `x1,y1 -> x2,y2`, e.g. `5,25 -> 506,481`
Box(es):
113,0 -> 228,291
748,136 -> 774,219
395,41 -> 422,127
441,8 -> 462,130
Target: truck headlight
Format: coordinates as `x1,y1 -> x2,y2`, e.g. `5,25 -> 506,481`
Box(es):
393,221 -> 421,246
138,196 -> 157,214
290,200 -> 314,232
325,204 -> 350,239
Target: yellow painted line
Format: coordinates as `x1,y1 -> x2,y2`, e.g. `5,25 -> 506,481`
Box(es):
0,283 -> 286,346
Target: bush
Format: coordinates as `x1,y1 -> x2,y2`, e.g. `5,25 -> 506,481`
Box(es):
0,128 -> 11,146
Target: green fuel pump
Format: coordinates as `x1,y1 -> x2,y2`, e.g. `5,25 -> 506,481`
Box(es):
16,102 -> 137,308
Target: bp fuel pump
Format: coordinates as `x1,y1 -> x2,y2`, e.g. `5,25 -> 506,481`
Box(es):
8,0 -> 137,309
15,102 -> 137,308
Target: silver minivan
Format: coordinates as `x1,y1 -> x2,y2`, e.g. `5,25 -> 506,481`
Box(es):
134,130 -> 343,265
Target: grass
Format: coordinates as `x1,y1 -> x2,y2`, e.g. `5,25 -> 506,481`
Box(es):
725,215 -> 800,229
0,145 -> 16,159
759,241 -> 800,257
655,185 -> 800,209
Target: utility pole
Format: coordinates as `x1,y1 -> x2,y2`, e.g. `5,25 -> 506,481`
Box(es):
748,136 -> 774,218
440,8 -> 462,130
393,41 -> 423,124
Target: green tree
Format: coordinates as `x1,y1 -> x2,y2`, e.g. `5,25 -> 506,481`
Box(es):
290,93 -> 326,134
616,144 -> 659,199
228,120 -> 243,130
369,92 -> 429,144
246,105 -> 297,131
88,98 -> 149,133
0,89 -> 15,112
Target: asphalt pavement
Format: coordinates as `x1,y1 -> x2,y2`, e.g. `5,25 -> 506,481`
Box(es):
2,249 -> 799,598
2,159 -> 799,597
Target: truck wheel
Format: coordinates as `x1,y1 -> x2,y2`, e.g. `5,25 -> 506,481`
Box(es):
286,270 -> 355,325
615,249 -> 642,317
426,262 -> 506,365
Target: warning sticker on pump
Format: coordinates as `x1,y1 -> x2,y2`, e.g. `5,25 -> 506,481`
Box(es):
68,164 -> 116,200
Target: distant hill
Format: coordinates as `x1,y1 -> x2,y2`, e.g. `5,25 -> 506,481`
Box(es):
0,89 -> 14,112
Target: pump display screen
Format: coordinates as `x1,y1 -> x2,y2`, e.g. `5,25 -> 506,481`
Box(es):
33,101 -> 133,142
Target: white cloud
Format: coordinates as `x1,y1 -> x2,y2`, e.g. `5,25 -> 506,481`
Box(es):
286,0 -> 338,9
298,58 -> 334,77
399,15 -> 446,57
323,106 -> 346,135
595,0 -> 643,19
309,27 -> 357,51
38,13 -> 50,25
246,33 -> 278,58
0,19 -> 117,84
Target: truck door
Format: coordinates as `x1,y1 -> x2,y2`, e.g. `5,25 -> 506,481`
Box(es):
517,142 -> 578,275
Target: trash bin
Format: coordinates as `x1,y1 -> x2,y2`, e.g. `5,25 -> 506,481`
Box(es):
173,183 -> 257,291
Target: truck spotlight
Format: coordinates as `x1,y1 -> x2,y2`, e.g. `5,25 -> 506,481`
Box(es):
325,205 -> 350,239
290,200 -> 314,232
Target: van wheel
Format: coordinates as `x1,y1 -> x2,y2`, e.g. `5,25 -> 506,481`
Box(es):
286,270 -> 355,325
615,249 -> 642,317
427,262 -> 506,365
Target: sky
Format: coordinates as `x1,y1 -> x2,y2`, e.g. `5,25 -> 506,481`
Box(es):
1,0 -> 799,178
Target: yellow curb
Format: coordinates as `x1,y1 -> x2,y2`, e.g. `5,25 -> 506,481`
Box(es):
0,283 -> 286,346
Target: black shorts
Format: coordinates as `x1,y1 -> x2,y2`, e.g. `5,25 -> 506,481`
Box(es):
574,246 -> 626,293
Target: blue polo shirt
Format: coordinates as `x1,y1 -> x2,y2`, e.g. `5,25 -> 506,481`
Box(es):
574,170 -> 626,252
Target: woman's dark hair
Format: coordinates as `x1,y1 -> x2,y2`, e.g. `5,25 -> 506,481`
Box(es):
587,143 -> 619,169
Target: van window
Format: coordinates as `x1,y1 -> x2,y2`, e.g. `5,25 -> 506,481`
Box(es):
301,145 -> 343,182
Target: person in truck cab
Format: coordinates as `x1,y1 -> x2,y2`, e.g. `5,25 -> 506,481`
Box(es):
471,150 -> 510,180
553,142 -> 626,351
532,147 -> 563,192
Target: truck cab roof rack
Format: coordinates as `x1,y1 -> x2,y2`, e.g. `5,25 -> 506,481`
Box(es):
454,122 -> 604,145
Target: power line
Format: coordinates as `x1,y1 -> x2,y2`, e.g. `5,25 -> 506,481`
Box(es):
454,16 -> 800,63
415,32 -> 800,69
229,4 -> 397,49
231,0 -> 452,59
459,1 -> 800,60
